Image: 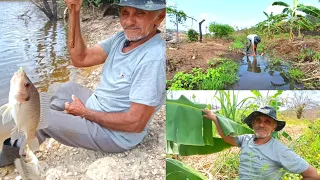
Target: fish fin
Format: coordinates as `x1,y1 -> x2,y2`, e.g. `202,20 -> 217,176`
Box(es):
14,158 -> 27,179
36,117 -> 48,130
10,126 -> 24,142
38,160 -> 48,173
0,104 -> 13,125
27,137 -> 40,152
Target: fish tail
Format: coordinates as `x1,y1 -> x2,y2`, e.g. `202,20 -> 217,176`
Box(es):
27,137 -> 40,152
14,158 -> 27,179
0,103 -> 13,125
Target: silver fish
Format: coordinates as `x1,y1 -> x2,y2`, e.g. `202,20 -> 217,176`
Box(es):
0,67 -> 47,155
14,145 -> 43,180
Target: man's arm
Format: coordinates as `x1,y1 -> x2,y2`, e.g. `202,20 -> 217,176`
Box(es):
65,0 -> 107,67
301,165 -> 320,180
202,109 -> 237,146
65,96 -> 155,133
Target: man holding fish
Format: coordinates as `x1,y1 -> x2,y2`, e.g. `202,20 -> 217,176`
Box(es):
0,0 -> 166,168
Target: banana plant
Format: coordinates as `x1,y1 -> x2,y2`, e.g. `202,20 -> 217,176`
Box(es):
257,12 -> 287,38
272,0 -> 320,40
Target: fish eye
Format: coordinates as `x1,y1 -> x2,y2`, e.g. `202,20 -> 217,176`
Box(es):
24,82 -> 31,88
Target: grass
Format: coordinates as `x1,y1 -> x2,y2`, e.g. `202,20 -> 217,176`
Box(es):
166,58 -> 239,90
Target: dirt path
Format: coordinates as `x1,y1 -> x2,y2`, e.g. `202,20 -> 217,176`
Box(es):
0,8 -> 166,180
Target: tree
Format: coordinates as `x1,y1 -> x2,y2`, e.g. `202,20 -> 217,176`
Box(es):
31,0 -> 58,20
166,6 -> 187,40
282,91 -> 319,119
272,0 -> 320,40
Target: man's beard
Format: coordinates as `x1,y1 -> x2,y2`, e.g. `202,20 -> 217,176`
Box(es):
254,128 -> 271,139
124,25 -> 153,42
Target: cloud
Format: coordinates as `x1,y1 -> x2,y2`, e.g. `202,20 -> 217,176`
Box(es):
230,19 -> 257,30
265,4 -> 285,15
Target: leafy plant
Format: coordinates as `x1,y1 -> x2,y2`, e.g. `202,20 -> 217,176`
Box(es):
167,59 -> 239,90
288,68 -> 304,80
272,0 -> 320,40
187,29 -> 199,42
209,22 -> 235,38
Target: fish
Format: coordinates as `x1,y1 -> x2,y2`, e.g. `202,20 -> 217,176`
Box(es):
14,145 -> 43,180
0,67 -> 48,155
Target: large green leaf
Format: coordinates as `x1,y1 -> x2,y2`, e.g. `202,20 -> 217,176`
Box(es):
272,1 -> 289,7
166,95 -> 254,156
216,114 -> 254,136
166,158 -> 207,180
166,95 -> 210,145
297,4 -> 320,18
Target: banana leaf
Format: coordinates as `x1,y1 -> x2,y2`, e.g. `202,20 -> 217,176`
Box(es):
166,158 -> 207,180
166,95 -> 213,146
166,95 -> 254,156
215,113 -> 253,136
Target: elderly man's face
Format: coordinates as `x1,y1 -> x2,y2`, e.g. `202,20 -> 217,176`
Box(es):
120,7 -> 164,41
252,115 -> 277,139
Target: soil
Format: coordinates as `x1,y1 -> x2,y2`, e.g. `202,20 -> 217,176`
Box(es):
167,34 -> 320,87
166,37 -> 243,80
0,7 -> 166,180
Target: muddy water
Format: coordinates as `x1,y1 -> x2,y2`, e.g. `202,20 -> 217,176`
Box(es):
231,55 -> 303,90
0,0 -> 73,105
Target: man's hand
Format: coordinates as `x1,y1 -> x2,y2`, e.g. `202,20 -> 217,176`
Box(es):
64,0 -> 82,12
65,95 -> 89,117
202,109 -> 217,122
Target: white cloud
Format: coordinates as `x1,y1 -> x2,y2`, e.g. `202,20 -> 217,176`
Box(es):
265,4 -> 285,15
230,19 -> 257,30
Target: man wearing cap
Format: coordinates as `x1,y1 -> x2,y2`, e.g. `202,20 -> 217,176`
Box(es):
246,34 -> 261,56
203,106 -> 320,179
0,0 -> 166,167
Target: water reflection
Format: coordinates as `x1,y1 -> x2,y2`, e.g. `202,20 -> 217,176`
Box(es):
0,1 -> 71,104
231,55 -> 302,90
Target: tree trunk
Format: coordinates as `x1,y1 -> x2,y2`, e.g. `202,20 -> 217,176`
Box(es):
296,107 -> 303,119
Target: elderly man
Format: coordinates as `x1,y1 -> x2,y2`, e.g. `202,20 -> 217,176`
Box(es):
0,0 -> 166,167
203,106 -> 319,179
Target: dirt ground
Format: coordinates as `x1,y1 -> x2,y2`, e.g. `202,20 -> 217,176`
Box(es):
0,7 -> 166,180
166,35 -> 320,86
166,37 -> 243,80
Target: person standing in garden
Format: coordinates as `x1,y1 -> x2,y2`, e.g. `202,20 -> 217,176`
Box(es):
246,34 -> 261,56
203,106 -> 320,179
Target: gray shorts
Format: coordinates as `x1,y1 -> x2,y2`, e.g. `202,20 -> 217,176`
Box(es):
37,81 -> 126,153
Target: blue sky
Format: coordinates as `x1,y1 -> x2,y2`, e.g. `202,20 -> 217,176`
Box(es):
166,0 -> 320,32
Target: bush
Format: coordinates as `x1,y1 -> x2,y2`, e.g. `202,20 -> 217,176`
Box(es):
187,29 -> 199,42
209,22 -> 235,38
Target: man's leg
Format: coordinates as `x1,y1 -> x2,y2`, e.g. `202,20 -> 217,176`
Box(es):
246,39 -> 252,53
50,81 -> 93,111
39,81 -> 126,153
37,109 -> 126,153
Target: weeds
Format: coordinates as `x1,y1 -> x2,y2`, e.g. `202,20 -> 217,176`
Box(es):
167,59 -> 239,90
288,68 -> 305,80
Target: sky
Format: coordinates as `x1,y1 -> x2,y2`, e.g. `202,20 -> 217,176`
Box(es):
166,0 -> 320,32
167,90 -> 320,111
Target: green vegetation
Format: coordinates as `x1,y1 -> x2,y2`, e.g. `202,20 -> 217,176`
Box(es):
187,29 -> 199,42
209,22 -> 235,38
166,59 -> 239,90
272,0 -> 320,40
288,68 -> 305,80
84,0 -> 118,7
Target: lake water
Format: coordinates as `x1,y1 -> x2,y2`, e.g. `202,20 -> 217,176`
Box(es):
0,0 -> 73,105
